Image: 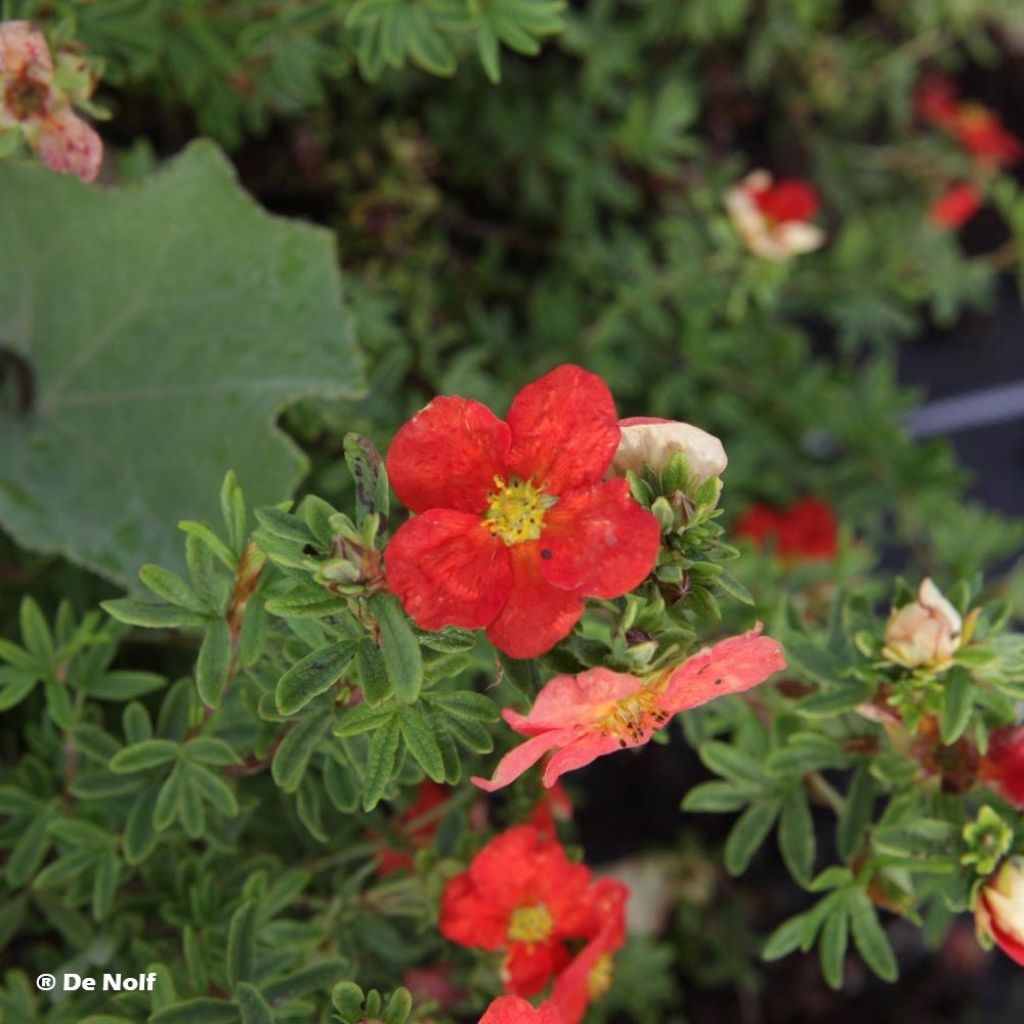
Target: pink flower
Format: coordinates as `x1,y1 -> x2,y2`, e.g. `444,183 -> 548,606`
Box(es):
0,20 -> 102,182
473,628 -> 785,791
479,996 -> 563,1024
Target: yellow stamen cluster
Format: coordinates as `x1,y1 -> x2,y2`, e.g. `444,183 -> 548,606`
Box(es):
587,953 -> 614,999
507,903 -> 554,944
484,476 -> 554,546
597,688 -> 668,746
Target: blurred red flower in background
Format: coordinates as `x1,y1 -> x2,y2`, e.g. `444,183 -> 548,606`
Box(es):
478,995 -> 563,1024
735,497 -> 838,561
979,726 -> 1024,809
930,183 -> 983,229
370,780 -> 449,876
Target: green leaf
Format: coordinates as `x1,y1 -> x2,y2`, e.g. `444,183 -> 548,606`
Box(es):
5,807 -> 54,885
276,640 -> 358,716
724,799 -> 780,875
398,705 -> 445,782
154,764 -> 184,831
109,739 -> 179,774
139,564 -> 205,611
92,850 -> 120,920
836,766 -> 876,861
236,982 -> 274,1024
189,763 -> 239,817
940,666 -> 975,744
196,619 -> 232,709
0,141 -> 364,586
101,599 -> 209,630
848,889 -> 898,981
778,788 -> 815,884
272,714 -> 332,793
149,998 -> 240,1024
683,781 -> 758,813
123,786 -> 159,865
368,592 -> 423,703
344,433 -> 389,528
763,912 -> 809,961
183,737 -> 241,766
362,714 -> 401,811
227,899 -> 258,985
698,741 -> 766,788
83,670 -> 166,700
356,641 -> 393,707
261,959 -> 348,1004
19,597 -> 53,663
820,905 -> 849,990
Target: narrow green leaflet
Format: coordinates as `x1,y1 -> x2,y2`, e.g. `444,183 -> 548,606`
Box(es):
368,592 -> 423,703
276,639 -> 359,715
0,142 -> 364,586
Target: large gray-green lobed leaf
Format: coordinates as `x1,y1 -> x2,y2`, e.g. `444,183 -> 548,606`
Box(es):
0,140 -> 364,586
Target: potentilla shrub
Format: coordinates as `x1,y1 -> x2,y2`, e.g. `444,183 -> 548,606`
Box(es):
2,366 -> 1023,1023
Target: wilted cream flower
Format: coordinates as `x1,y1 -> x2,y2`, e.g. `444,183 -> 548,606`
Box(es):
0,20 -> 102,182
611,416 -> 727,484
976,857 -> 1024,966
882,578 -> 962,670
724,170 -> 825,261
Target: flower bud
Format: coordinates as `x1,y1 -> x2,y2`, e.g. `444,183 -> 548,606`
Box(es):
882,578 -> 962,670
611,417 -> 727,484
976,857 -> 1024,966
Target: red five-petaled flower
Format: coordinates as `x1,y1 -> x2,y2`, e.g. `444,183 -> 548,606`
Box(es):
441,825 -> 608,998
384,365 -> 661,658
472,628 -> 785,791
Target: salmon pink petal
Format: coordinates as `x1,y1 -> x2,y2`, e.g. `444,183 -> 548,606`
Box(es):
486,544 -> 584,658
539,479 -> 660,598
38,110 -> 102,182
504,940 -> 570,998
385,511 -> 511,630
479,996 -> 564,1024
506,667 -> 643,733
542,734 -> 624,788
0,21 -> 53,75
663,627 -> 786,713
505,365 -> 620,494
387,396 -> 511,514
472,730 -> 570,792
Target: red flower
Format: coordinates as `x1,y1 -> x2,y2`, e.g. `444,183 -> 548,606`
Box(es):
915,75 -> 1022,169
440,826 -> 600,998
384,365 -> 661,658
552,881 -> 628,1024
370,780 -> 449,876
472,628 -> 785,792
479,996 -> 563,1024
979,726 -> 1024,810
752,178 -> 820,224
930,183 -> 983,229
735,497 -> 838,561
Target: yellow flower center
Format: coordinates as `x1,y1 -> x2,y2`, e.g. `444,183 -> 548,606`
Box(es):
484,476 -> 555,546
597,688 -> 668,746
507,903 -> 554,943
587,953 -> 614,999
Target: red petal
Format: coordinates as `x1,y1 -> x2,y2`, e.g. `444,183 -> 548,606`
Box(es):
385,511 -> 511,630
505,365 -> 620,494
540,479 -> 660,598
754,179 -> 819,223
929,183 -> 982,229
480,996 -> 564,1024
504,941 -> 569,998
472,730 -> 570,792
487,545 -> 584,657
664,627 -> 786,713
440,871 -> 510,950
386,396 -> 511,514
469,826 -> 570,911
986,893 -> 1024,967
